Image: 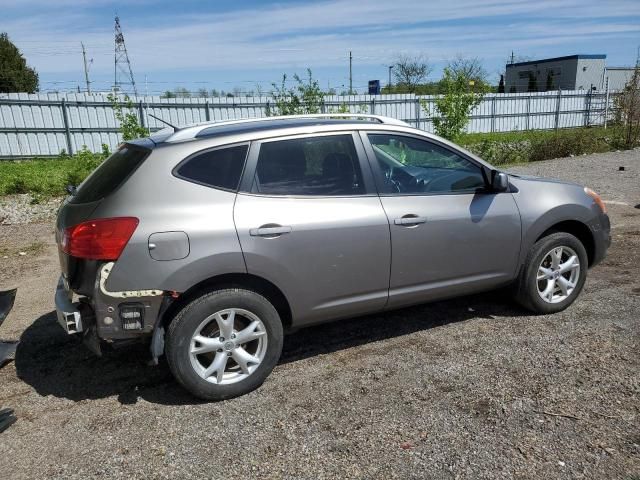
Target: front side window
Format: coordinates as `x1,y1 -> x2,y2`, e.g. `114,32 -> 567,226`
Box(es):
175,144 -> 248,191
252,135 -> 365,196
368,134 -> 486,195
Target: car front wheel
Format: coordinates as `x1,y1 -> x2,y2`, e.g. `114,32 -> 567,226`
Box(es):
514,232 -> 588,314
166,288 -> 283,401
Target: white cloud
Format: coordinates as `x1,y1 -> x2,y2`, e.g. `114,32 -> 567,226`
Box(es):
4,0 -> 640,78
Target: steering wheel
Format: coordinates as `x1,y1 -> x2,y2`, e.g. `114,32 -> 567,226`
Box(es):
384,166 -> 402,193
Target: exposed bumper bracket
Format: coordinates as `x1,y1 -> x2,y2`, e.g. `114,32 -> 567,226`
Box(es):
55,277 -> 83,334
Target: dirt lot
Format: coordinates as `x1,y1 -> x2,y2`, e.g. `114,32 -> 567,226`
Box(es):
0,150 -> 638,479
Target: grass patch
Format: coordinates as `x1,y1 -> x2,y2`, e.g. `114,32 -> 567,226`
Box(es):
0,147 -> 106,197
459,126 -> 632,166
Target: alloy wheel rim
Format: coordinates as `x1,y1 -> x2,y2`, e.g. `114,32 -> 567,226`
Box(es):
536,246 -> 581,304
189,308 -> 268,385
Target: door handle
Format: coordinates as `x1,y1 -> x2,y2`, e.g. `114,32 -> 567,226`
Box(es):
394,215 -> 427,226
249,225 -> 292,237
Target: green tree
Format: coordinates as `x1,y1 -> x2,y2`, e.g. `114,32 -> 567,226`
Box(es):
266,69 -> 323,116
615,61 -> 640,148
174,87 -> 191,98
107,93 -> 148,141
0,32 -> 39,93
447,55 -> 488,86
392,54 -> 432,93
423,68 -> 487,141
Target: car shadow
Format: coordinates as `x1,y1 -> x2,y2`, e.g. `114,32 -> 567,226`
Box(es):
14,289 -> 529,406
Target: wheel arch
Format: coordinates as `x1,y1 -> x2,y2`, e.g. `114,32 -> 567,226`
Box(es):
160,272 -> 293,331
535,220 -> 595,266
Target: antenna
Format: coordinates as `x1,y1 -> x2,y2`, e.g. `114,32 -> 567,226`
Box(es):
114,15 -> 137,96
148,113 -> 180,131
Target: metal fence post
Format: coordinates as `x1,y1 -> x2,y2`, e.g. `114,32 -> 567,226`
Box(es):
525,94 -> 531,130
490,95 -> 496,132
584,89 -> 591,127
415,98 -> 421,129
370,98 -> 375,115
138,101 -> 146,128
604,78 -> 610,129
321,100 -> 326,114
60,99 -> 74,155
555,89 -> 562,131
204,100 -> 210,121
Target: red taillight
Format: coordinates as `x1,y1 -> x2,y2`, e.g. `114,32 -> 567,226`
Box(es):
62,217 -> 139,260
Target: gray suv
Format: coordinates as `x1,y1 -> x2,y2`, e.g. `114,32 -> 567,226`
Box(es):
54,114 -> 610,400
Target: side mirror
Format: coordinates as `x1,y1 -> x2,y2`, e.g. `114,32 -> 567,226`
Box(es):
66,184 -> 77,196
491,171 -> 509,192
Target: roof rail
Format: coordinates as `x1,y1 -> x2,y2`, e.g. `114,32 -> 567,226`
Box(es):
163,114 -> 411,142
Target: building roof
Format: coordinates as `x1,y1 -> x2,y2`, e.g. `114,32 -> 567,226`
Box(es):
506,54 -> 606,68
605,66 -> 636,71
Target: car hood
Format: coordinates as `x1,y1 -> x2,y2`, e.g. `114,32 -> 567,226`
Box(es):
508,173 -> 581,188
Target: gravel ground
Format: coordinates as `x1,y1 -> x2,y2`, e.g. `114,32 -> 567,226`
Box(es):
0,150 -> 638,479
0,194 -> 62,226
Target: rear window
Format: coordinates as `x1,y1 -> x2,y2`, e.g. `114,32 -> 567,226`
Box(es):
174,144 -> 248,191
70,144 -> 149,204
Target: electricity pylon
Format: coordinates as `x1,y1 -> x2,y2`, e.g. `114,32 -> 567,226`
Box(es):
113,16 -> 137,96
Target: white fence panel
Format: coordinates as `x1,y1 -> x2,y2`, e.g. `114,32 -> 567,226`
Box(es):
0,90 -> 615,157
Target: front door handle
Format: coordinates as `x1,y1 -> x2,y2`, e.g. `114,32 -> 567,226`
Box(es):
394,215 -> 427,226
249,225 -> 292,237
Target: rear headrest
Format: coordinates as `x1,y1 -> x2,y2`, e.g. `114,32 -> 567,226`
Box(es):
322,152 -> 353,178
258,142 -> 306,182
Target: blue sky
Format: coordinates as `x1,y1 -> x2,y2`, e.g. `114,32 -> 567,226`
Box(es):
2,0 -> 640,95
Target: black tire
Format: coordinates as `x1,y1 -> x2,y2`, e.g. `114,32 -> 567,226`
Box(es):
514,232 -> 588,314
166,288 -> 283,401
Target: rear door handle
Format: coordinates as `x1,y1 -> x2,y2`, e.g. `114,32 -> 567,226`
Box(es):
249,225 -> 292,237
394,215 -> 427,226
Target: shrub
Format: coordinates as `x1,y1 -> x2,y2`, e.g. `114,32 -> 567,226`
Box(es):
460,127 -> 620,165
108,93 -> 148,141
423,68 -> 488,142
266,69 -> 324,116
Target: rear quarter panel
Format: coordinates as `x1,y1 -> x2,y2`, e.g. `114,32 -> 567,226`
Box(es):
95,142 -> 247,293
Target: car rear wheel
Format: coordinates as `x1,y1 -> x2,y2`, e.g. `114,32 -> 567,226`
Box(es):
166,288 -> 283,400
514,232 -> 588,314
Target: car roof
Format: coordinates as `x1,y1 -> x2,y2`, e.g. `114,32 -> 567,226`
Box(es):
141,114 -> 496,170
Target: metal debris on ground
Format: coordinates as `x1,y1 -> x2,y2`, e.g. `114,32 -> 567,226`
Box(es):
0,289 -> 19,368
0,408 -> 17,433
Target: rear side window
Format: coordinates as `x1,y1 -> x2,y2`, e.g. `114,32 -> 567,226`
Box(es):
252,135 -> 364,196
175,145 -> 248,191
71,144 -> 149,204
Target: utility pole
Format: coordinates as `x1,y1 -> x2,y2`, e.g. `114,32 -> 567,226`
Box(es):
510,51 -> 515,64
114,15 -> 138,96
349,51 -> 353,94
81,42 -> 91,94
388,65 -> 393,90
